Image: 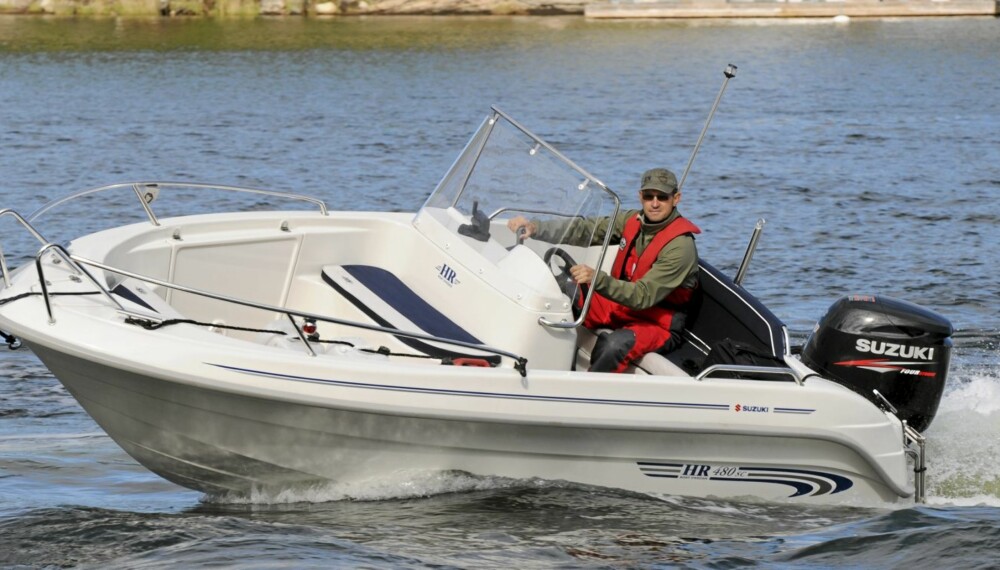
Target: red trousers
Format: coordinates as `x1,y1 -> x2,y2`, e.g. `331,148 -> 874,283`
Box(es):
583,293 -> 677,373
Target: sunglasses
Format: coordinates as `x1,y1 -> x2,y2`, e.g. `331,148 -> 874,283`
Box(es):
640,191 -> 675,202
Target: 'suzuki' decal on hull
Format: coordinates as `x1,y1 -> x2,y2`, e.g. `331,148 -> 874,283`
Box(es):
637,462 -> 854,497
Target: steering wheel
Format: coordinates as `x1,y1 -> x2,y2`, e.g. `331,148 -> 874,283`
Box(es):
543,247 -> 581,312
543,246 -> 576,279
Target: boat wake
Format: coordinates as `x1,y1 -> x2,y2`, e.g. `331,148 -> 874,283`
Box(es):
925,355 -> 1000,506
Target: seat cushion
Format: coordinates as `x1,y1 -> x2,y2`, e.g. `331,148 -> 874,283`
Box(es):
322,264 -> 498,365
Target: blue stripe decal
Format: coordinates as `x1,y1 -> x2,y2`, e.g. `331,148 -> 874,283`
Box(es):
635,462 -> 854,497
714,476 -> 815,497
341,264 -> 481,344
208,363 -> 731,411
742,467 -> 854,494
773,407 -> 815,414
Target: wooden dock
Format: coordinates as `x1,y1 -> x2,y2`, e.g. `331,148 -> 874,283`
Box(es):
585,0 -> 999,18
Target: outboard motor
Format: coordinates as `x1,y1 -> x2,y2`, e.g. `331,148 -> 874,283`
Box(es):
801,295 -> 953,432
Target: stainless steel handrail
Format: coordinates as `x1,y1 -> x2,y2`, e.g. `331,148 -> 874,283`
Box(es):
4,182 -> 327,286
487,207 -> 587,222
734,218 -> 765,286
488,205 -> 613,329
131,183 -> 161,226
28,181 -> 329,224
66,255 -> 529,374
696,364 -> 804,385
0,209 -> 53,288
34,243 -> 128,324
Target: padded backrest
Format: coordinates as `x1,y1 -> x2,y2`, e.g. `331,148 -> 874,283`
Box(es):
666,259 -> 786,371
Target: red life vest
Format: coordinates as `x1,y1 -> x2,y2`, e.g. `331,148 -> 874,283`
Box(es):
610,214 -> 701,306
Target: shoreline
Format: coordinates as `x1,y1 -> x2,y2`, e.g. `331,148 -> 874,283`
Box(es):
0,0 -> 996,16
588,0 -> 999,19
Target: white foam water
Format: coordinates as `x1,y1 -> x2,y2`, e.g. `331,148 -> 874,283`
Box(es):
205,470 -> 530,505
926,364 -> 1000,506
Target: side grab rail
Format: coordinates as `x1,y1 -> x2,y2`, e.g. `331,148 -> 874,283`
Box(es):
34,243 -> 128,323
696,364 -> 804,385
28,181 -> 329,225
67,255 -> 529,376
0,209 -> 76,289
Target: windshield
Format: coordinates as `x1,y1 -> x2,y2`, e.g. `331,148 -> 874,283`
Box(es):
415,109 -> 619,310
414,108 -> 620,320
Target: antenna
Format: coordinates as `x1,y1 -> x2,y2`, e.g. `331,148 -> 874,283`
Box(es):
678,64 -> 737,192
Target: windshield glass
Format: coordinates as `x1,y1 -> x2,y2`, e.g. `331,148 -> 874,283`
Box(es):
416,108 -> 620,278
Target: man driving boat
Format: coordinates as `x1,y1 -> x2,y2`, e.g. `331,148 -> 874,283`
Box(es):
507,168 -> 700,373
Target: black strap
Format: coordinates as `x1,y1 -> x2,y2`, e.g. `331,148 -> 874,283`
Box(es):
0,290 -> 101,306
124,316 -> 443,362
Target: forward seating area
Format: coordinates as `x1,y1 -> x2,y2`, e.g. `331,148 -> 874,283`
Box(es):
321,264 -> 501,365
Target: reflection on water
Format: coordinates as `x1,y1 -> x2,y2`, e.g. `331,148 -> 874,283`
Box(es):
0,15 -> 603,52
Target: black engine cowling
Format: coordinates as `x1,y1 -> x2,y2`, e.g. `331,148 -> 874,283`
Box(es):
800,295 -> 953,432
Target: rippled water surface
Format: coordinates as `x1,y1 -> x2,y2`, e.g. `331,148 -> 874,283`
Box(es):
1,15 -> 999,568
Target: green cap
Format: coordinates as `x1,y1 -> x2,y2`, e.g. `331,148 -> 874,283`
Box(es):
640,168 -> 679,194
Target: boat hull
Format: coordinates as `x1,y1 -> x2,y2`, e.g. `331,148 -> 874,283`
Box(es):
29,341 -> 908,504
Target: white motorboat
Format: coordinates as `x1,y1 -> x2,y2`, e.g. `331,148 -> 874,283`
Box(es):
0,107 -> 953,505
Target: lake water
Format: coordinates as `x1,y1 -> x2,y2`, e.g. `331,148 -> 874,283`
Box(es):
1,14 -> 999,568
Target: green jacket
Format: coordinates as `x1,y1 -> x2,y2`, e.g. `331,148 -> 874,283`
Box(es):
535,209 -> 699,311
